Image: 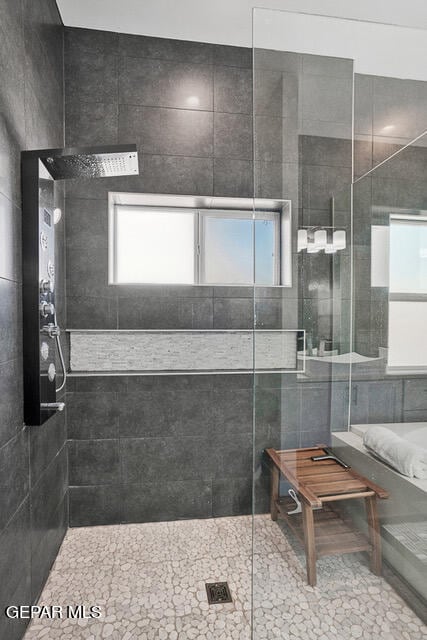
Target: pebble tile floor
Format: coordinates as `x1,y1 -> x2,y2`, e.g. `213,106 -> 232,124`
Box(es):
24,515 -> 427,640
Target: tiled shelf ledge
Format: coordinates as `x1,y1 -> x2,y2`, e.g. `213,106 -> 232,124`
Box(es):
68,329 -> 303,373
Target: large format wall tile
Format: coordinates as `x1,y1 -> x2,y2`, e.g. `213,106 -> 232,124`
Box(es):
117,296 -> 214,329
24,25 -> 63,117
69,485 -> 123,526
0,3 -> 65,632
0,278 -> 22,364
373,76 -> 427,142
0,500 -> 31,630
121,480 -> 212,523
23,0 -> 64,84
30,446 -> 68,554
119,33 -> 213,64
213,158 -> 253,197
254,115 -> 283,163
214,112 -> 252,159
67,392 -> 120,439
213,44 -> 252,69
68,439 -> 121,486
30,497 -> 67,604
214,65 -> 252,114
140,154 -> 214,195
0,358 -> 23,448
65,27 -> 118,57
212,477 -> 252,517
67,296 -> 118,330
0,429 -> 29,531
301,74 -> 352,124
0,114 -> 22,206
254,68 -> 284,117
29,411 -> 67,488
301,53 -> 353,78
119,105 -> 214,157
213,297 -> 254,329
65,101 -> 118,147
120,436 -> 217,483
0,193 -> 21,282
66,50 -> 118,103
119,57 -> 213,111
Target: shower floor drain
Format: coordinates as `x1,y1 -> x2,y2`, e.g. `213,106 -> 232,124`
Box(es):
205,582 -> 232,604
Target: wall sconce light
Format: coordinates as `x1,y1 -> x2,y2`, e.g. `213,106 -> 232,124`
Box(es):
333,229 -> 346,250
297,226 -> 346,254
297,229 -> 308,251
314,229 -> 327,250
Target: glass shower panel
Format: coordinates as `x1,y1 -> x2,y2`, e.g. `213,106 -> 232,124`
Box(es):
333,132 -> 427,617
252,8 -> 427,637
252,9 -> 355,637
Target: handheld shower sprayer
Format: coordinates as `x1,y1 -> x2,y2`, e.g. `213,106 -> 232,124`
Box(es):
53,312 -> 67,393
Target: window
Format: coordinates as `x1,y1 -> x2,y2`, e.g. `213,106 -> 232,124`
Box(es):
387,215 -> 427,372
389,217 -> 427,295
113,207 -> 196,284
109,204 -> 281,286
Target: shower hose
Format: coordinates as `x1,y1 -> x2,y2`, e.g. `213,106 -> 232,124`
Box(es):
53,312 -> 67,393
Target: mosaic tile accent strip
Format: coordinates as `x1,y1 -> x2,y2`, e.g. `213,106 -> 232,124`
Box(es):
24,516 -> 427,640
69,330 -> 300,372
383,522 -> 427,564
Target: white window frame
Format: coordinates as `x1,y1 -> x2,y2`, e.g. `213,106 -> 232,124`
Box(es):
386,214 -> 427,374
198,209 -> 280,286
109,205 -> 199,285
109,202 -> 283,286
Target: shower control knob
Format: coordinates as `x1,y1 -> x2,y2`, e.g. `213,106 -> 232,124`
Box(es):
40,232 -> 48,251
41,323 -> 60,337
39,302 -> 55,318
48,363 -> 56,382
40,279 -> 54,294
40,342 -> 49,360
47,260 -> 55,279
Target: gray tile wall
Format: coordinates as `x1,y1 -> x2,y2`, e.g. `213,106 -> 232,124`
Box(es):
67,374 -> 254,524
63,28 -> 267,331
354,72 -> 427,178
64,29 -> 261,525
352,108 -> 427,424
63,36 -> 359,524
0,2 -> 66,639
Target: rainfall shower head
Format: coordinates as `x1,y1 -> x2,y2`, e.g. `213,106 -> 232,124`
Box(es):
25,144 -> 139,180
21,142 -> 139,426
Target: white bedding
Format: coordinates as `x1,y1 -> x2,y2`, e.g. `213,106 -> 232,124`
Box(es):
363,426 -> 427,479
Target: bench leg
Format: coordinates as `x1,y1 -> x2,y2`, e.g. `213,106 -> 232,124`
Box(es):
365,495 -> 382,575
302,501 -> 317,587
270,466 -> 280,521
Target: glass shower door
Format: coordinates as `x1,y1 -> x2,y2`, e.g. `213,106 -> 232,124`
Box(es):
251,7 -> 427,638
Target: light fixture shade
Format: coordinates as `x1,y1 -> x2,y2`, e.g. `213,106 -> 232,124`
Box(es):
297,229 -> 308,252
314,229 -> 327,250
333,229 -> 346,250
324,243 -> 337,254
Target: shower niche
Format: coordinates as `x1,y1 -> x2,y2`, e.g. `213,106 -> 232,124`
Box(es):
21,145 -> 139,425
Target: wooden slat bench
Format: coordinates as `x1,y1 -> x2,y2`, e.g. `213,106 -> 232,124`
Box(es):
265,446 -> 389,586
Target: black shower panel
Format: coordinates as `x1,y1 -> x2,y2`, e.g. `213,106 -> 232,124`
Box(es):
21,144 -> 138,425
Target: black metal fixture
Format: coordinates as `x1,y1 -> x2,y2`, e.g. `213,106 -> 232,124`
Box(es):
21,144 -> 139,425
205,582 -> 233,604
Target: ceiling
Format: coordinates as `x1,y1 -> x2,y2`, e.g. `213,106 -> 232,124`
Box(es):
56,0 -> 427,47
